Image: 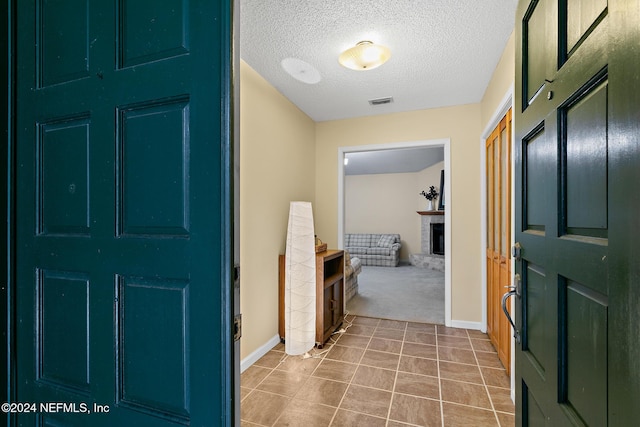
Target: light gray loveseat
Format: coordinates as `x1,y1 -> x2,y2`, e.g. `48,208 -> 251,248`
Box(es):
344,233 -> 401,267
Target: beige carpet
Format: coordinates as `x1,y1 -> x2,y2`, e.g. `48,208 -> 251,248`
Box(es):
346,264 -> 445,324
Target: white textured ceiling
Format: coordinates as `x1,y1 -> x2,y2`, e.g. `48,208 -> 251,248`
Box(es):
240,0 -> 517,122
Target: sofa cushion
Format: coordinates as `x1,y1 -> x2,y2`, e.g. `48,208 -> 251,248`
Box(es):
368,247 -> 391,256
350,234 -> 373,247
348,247 -> 368,256
377,235 -> 396,248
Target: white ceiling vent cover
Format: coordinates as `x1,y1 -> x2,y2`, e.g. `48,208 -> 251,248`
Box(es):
368,97 -> 394,106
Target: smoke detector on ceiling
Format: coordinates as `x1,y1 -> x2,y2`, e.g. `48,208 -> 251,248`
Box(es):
281,58 -> 322,84
368,97 -> 394,106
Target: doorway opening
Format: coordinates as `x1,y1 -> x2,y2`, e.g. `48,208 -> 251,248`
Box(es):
338,138 -> 452,326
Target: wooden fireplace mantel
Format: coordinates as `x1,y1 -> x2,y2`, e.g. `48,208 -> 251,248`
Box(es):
417,211 -> 445,216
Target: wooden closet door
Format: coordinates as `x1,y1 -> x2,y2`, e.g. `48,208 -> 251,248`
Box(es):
486,109 -> 512,374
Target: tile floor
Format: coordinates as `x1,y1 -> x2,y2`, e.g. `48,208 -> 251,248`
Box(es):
241,315 -> 514,427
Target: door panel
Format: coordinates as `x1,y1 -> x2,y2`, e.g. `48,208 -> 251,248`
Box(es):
116,276 -> 191,422
523,0 -> 556,105
13,1 -> 237,426
522,262 -> 548,377
515,0 -> 640,425
498,114 -> 512,370
487,143 -> 494,251
500,125 -> 509,257
562,278 -> 608,427
38,0 -> 91,87
486,110 -> 512,374
38,270 -> 90,393
523,125 -> 549,233
39,117 -> 91,236
487,141 -> 495,343
523,383 -> 547,427
117,98 -> 191,237
498,264 -> 510,366
562,77 -> 608,237
566,0 -> 607,53
494,134 -> 500,251
118,0 -> 190,68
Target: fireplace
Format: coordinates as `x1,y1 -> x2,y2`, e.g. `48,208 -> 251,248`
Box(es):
431,223 -> 444,255
409,211 -> 445,271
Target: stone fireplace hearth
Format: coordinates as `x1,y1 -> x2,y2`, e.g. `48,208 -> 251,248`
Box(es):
409,211 -> 445,272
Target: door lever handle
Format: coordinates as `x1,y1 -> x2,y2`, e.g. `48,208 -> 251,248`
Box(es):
502,290 -> 521,344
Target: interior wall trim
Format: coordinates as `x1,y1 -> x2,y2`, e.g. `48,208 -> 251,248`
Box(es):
450,320 -> 483,331
4,0 -> 14,415
240,334 -> 280,373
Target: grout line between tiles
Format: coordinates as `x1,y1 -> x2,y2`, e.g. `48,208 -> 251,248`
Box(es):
327,315 -> 378,426
270,341 -> 333,426
469,329 -> 502,426
275,335 -> 343,425
384,321 -> 407,426
436,327 -> 446,427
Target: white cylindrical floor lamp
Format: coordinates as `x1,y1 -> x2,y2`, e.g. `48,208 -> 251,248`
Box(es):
284,201 -> 316,356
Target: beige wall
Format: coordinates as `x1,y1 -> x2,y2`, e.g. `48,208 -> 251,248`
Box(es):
239,61 -> 316,359
417,161 -> 445,212
344,160 -> 445,260
314,105 -> 483,323
481,31 -> 515,128
345,172 -> 420,260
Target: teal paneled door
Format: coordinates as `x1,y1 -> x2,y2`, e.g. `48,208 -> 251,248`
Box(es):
515,0 -> 640,425
12,1 -> 238,426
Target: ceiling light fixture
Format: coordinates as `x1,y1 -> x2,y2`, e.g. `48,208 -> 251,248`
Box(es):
338,41 -> 391,71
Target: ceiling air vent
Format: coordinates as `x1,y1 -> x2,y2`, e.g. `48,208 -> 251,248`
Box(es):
368,96 -> 393,106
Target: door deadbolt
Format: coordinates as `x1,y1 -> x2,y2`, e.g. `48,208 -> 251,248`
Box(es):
511,242 -> 522,261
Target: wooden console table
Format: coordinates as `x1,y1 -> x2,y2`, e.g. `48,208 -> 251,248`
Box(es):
278,249 -> 345,347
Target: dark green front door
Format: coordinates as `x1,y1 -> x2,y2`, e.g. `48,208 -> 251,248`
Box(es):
12,1 -> 237,426
515,0 -> 640,425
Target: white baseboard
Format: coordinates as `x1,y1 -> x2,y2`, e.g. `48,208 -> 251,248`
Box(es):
450,320 -> 483,331
241,334 -> 281,373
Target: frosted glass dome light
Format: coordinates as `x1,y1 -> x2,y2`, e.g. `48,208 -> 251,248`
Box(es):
338,41 -> 391,71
